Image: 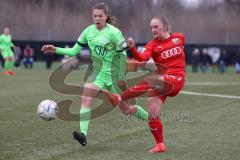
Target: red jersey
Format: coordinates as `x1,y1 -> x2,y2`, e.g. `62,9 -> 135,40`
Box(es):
130,33 -> 185,77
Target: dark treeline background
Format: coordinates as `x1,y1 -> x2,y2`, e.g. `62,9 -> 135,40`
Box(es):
0,0 -> 240,44
1,0 -> 240,64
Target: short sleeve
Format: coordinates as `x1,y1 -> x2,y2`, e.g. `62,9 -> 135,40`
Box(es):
77,28 -> 88,44
112,31 -> 126,51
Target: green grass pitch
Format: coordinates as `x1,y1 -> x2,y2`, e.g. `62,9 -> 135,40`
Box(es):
0,67 -> 240,160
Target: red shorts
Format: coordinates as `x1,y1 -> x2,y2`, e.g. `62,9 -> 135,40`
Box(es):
158,74 -> 185,103
121,74 -> 185,103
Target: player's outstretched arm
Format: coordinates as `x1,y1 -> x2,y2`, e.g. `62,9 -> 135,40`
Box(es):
41,45 -> 56,54
41,43 -> 82,56
127,37 -> 151,62
127,37 -> 136,49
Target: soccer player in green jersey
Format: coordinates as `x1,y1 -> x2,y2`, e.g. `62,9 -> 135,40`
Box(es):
0,27 -> 15,75
41,3 -> 148,146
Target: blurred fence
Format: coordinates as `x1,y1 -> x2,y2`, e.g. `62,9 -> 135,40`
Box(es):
11,40 -> 240,65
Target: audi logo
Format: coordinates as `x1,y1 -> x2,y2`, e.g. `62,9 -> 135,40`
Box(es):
161,47 -> 182,59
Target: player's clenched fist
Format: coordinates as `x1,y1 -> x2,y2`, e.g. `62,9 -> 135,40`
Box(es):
127,37 -> 135,49
41,45 -> 56,54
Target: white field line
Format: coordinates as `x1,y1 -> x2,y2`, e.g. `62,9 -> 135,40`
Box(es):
180,91 -> 240,99
186,82 -> 240,86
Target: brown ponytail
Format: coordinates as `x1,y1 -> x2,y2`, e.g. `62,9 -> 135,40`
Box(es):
93,3 -> 117,25
106,16 -> 117,25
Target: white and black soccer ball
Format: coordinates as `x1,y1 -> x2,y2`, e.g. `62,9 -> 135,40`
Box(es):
37,100 -> 59,121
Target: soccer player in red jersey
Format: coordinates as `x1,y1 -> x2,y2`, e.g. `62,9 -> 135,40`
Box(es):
106,17 -> 186,153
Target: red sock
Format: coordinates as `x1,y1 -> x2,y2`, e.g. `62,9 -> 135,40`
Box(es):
121,81 -> 150,100
149,117 -> 164,144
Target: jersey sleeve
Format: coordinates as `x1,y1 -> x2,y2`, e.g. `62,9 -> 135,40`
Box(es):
112,30 -> 126,51
10,42 -> 14,47
130,41 -> 153,62
56,43 -> 82,56
10,36 -> 14,47
77,27 -> 88,44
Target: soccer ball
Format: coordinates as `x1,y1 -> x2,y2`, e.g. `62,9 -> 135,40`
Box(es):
37,100 -> 59,121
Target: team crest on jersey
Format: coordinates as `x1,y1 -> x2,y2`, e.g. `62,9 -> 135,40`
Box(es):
172,38 -> 179,44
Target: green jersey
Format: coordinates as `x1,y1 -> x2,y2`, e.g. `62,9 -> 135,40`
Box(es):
0,34 -> 14,50
56,23 -> 127,84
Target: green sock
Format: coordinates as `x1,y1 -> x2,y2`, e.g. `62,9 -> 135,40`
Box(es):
134,105 -> 148,121
9,61 -> 14,70
80,108 -> 91,136
4,61 -> 10,71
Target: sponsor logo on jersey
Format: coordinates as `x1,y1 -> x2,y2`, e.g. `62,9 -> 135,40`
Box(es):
94,45 -> 108,57
172,38 -> 179,44
161,47 -> 182,59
